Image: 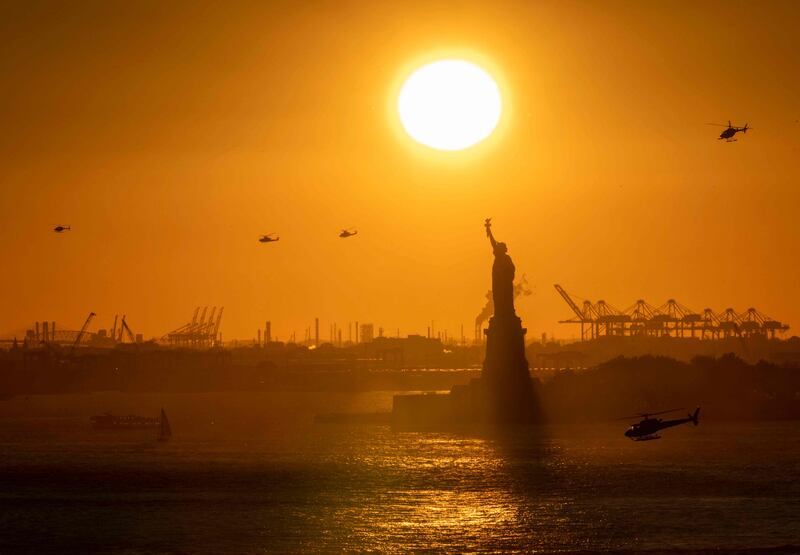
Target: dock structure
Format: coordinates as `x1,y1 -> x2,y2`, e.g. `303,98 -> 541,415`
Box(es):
555,285 -> 789,341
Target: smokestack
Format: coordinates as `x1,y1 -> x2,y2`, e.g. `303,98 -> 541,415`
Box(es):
35,322 -> 40,342
355,321 -> 359,343
42,321 -> 48,343
266,321 -> 271,344
338,329 -> 342,347
427,326 -> 430,339
52,321 -> 56,341
315,317 -> 319,347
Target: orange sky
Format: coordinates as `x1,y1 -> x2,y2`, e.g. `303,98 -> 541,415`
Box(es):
1,0 -> 799,342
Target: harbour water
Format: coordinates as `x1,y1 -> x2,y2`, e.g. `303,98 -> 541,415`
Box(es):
1,392 -> 798,553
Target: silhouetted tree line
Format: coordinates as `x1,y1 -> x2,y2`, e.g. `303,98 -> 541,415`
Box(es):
538,354 -> 800,422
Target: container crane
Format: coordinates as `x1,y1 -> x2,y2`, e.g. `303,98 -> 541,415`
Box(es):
212,307 -> 224,346
554,285 -> 595,340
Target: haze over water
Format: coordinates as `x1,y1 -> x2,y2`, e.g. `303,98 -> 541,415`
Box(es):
2,392 -> 798,554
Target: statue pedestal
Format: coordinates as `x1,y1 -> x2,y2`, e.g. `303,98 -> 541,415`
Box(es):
392,314 -> 541,430
482,314 -> 539,424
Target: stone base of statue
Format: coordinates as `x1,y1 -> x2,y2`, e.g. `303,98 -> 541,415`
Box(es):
481,314 -> 539,424
392,314 -> 541,430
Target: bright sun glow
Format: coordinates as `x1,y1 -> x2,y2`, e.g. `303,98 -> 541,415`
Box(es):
398,60 -> 502,151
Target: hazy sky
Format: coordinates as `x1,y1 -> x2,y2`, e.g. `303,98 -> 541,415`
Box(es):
1,0 -> 799,341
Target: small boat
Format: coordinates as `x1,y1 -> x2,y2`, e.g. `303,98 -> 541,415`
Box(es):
158,408 -> 172,441
91,412 -> 159,430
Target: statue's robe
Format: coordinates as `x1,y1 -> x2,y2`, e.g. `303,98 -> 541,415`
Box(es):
492,251 -> 515,319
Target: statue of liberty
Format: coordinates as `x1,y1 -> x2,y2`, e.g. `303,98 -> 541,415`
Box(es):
391,219 -> 540,429
480,218 -> 539,424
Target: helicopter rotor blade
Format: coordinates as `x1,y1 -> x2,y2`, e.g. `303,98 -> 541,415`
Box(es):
617,408 -> 683,420
706,123 -> 729,127
643,408 -> 684,417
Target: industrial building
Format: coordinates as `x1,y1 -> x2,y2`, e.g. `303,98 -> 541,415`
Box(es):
21,312 -> 142,349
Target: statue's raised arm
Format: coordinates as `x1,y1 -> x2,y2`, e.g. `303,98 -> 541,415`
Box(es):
485,218 -> 498,249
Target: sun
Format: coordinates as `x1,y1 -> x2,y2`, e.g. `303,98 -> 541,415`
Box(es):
397,60 -> 502,152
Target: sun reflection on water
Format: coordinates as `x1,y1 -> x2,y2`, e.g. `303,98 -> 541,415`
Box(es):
319,430 -> 588,553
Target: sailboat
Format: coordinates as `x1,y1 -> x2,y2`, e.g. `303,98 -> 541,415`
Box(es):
158,408 -> 172,441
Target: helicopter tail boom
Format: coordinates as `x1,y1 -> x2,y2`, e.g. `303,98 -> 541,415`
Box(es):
690,407 -> 700,426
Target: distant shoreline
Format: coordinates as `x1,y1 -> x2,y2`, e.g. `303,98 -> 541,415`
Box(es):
2,353 -> 799,422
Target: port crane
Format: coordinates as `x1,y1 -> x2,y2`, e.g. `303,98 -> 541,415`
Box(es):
70,312 -> 96,356
212,307 -> 224,346
163,306 -> 224,347
118,315 -> 137,344
554,285 -> 788,340
554,284 -> 596,341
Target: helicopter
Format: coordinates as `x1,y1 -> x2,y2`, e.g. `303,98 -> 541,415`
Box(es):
258,233 -> 279,243
339,228 -> 358,238
622,407 -> 700,441
53,225 -> 71,233
708,121 -> 750,142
